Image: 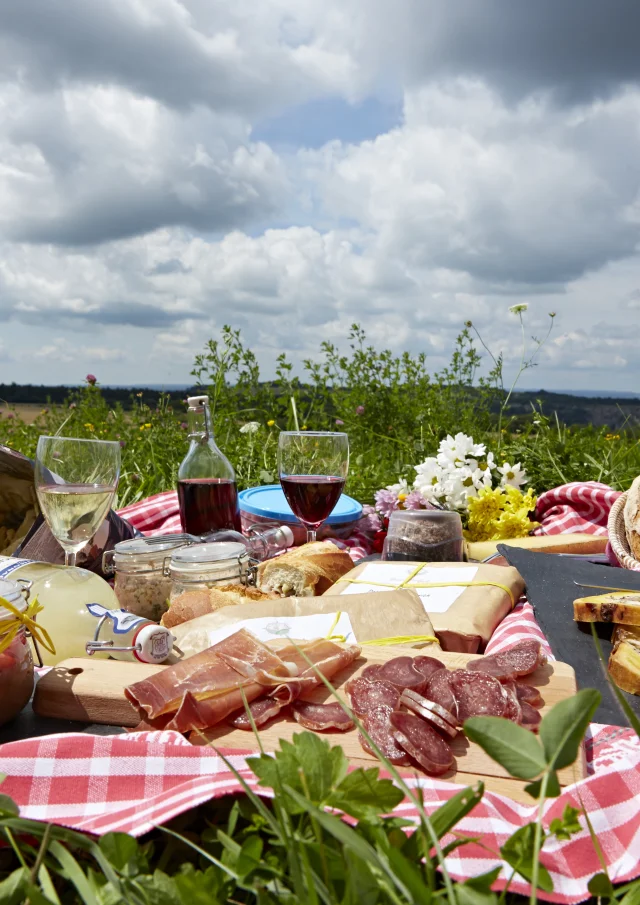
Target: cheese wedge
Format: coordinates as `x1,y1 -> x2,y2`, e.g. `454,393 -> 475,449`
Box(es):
612,623 -> 640,648
609,640 -> 640,696
573,591 -> 640,625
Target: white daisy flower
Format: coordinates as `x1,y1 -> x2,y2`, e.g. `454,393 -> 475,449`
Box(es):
498,462 -> 528,488
239,421 -> 261,434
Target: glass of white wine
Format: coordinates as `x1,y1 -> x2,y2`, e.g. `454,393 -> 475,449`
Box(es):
35,436 -> 121,568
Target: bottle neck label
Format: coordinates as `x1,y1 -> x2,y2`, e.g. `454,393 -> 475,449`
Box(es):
0,556 -> 32,580
86,603 -> 148,634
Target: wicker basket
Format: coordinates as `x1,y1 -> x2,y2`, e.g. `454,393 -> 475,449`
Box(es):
607,492 -> 640,570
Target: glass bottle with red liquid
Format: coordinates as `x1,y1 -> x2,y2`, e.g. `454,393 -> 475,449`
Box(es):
177,396 -> 241,535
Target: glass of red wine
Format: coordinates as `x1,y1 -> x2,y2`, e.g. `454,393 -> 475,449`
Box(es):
278,431 -> 349,543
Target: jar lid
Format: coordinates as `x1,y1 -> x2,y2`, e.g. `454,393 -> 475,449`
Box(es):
170,541 -> 248,571
239,484 -> 362,525
0,579 -> 26,620
112,537 -> 190,571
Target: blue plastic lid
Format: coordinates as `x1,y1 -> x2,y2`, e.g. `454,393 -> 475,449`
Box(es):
239,484 -> 362,525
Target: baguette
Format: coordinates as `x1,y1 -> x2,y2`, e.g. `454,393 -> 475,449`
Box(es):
257,541 -> 354,597
573,591 -> 640,625
161,584 -> 278,629
624,475 -> 640,560
609,640 -> 640,695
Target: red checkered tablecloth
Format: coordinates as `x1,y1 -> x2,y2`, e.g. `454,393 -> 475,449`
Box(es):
0,481 -> 637,902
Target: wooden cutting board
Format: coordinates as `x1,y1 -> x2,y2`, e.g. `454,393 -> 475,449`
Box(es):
33,647 -> 583,803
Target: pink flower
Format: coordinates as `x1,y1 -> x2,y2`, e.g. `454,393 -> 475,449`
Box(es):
119,440 -> 126,448
355,405 -> 365,415
180,422 -> 188,430
374,488 -> 400,518
4,412 -> 14,420
404,490 -> 434,510
335,419 -> 344,426
361,504 -> 382,533
86,374 -> 97,385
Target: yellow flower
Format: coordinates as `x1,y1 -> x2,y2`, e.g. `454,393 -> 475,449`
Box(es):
267,419 -> 275,427
84,423 -> 94,431
605,433 -> 620,441
302,425 -> 308,430
144,423 -> 151,428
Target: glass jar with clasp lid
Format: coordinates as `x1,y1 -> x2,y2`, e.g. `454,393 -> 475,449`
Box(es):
168,542 -> 252,601
103,537 -> 192,622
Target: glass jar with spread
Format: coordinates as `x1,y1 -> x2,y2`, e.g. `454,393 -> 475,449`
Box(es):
104,537 -> 191,622
168,542 -> 251,601
0,578 -> 36,727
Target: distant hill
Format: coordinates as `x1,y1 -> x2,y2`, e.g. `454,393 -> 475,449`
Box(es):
1,383 -> 639,429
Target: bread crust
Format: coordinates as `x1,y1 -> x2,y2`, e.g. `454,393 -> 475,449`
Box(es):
573,592 -> 640,625
161,584 -> 277,628
257,541 -> 354,596
609,640 -> 640,695
624,476 -> 640,560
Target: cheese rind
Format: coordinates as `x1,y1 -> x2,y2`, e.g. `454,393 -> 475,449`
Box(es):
573,591 -> 640,625
609,640 -> 640,696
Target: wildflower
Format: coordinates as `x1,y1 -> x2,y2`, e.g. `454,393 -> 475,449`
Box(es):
404,489 -> 432,510
86,374 -> 97,385
4,412 -> 14,420
605,433 -> 620,441
549,312 -> 557,318
41,408 -> 49,415
52,450 -> 61,460
180,422 -> 188,430
239,421 -> 260,434
498,462 -> 528,489
301,425 -> 308,430
119,440 -> 126,448
137,392 -> 143,398
374,488 -> 401,518
355,405 -> 365,415
335,419 -> 344,426
84,423 -> 94,431
267,419 -> 275,427
144,423 -> 151,429
69,402 -> 76,410
509,303 -> 529,315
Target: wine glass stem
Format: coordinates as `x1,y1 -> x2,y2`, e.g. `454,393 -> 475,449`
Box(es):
306,528 -> 317,544
65,550 -> 77,568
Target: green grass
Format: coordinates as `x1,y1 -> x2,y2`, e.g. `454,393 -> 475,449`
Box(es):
1,323 -> 639,508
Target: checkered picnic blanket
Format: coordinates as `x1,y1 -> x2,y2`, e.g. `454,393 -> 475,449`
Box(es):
0,482 -> 638,902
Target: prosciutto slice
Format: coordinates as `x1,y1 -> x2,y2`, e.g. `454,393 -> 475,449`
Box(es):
125,629 -> 293,722
268,639 -> 362,703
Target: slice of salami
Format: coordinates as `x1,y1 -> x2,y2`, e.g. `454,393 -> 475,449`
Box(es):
412,655 -> 445,684
291,700 -> 354,731
467,640 -> 546,681
400,688 -> 457,727
425,669 -> 458,719
346,677 -> 401,717
501,680 -> 523,724
515,683 -> 543,707
390,712 -> 454,775
360,664 -> 382,681
448,669 -> 507,723
520,701 -> 542,732
359,703 -> 410,764
399,691 -> 458,738
376,657 -> 427,693
228,697 -> 286,730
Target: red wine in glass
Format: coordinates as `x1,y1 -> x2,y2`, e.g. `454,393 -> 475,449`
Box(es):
280,475 -> 345,531
177,478 -> 241,535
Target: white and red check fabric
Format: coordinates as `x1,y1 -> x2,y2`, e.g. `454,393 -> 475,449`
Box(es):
0,481 -> 635,902
0,725 -> 638,903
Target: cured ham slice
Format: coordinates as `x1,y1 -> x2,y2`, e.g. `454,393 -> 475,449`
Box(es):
268,639 -> 362,703
125,629 -> 292,721
390,712 -> 454,775
291,700 -> 354,731
375,656 -> 427,693
412,656 -> 445,684
425,669 -> 458,719
399,690 -> 457,739
515,683 -> 543,707
466,640 -> 546,681
346,677 -> 400,717
228,697 -> 288,730
359,703 -> 410,764
448,669 -> 507,724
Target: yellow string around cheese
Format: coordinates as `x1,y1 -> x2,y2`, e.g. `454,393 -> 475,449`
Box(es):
323,610 -> 440,648
0,595 -> 56,656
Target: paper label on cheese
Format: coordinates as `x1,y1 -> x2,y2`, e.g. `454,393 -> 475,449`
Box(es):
198,612 -> 355,649
339,563 -> 479,614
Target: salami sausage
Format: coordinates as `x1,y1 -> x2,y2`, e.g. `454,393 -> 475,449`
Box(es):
346,677 -> 401,717
501,680 -> 523,724
390,712 -> 454,775
376,657 -> 428,693
515,683 -> 543,707
359,703 -> 411,764
520,700 -> 542,732
360,664 -> 382,681
448,669 -> 507,723
412,655 -> 445,684
291,700 -> 354,731
425,669 -> 458,719
466,639 -> 546,681
228,697 -> 287,730
399,690 -> 458,738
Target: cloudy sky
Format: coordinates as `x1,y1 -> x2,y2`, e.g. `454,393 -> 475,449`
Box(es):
1,0 -> 640,392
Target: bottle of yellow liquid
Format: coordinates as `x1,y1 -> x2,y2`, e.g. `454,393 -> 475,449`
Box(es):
0,555 -> 121,665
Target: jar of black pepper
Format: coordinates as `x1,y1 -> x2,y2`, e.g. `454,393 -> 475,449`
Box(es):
382,510 -> 464,562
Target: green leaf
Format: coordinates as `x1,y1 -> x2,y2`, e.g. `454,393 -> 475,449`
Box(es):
136,870 -> 182,905
37,864 -> 62,905
540,689 -> 601,771
464,717 -> 546,780
429,783 -> 485,839
620,882 -> 640,905
524,770 -> 561,800
549,805 -> 582,841
327,767 -> 404,820
0,793 -> 19,815
500,824 -> 553,893
236,836 -> 263,880
174,866 -> 229,905
456,868 -> 502,905
49,839 -> 99,905
0,868 -> 28,905
23,884 -> 57,905
385,846 -> 432,902
587,872 -> 615,899
99,833 -> 145,876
